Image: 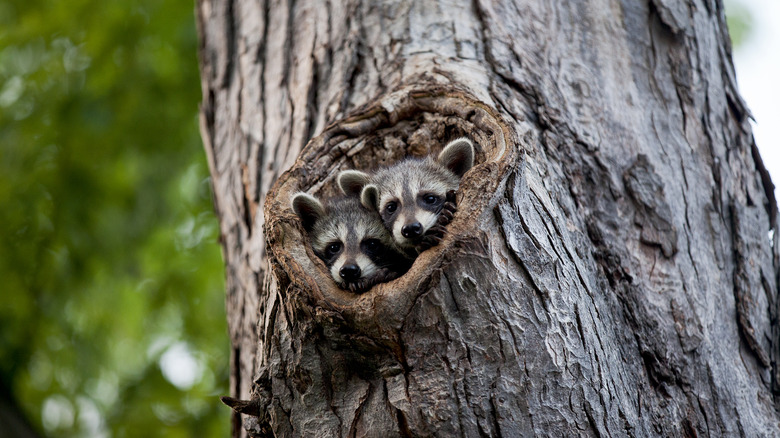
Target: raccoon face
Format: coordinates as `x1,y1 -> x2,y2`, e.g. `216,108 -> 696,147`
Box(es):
291,194 -> 407,292
367,166 -> 454,248
312,220 -> 390,288
339,138 -> 474,249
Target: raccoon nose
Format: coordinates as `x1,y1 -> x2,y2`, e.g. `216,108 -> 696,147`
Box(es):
402,222 -> 423,238
339,264 -> 361,281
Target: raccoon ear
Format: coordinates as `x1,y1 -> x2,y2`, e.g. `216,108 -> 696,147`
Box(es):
291,192 -> 325,232
437,137 -> 475,177
337,170 -> 371,196
360,184 -> 380,210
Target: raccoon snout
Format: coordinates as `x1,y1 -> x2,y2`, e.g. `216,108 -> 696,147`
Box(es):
339,264 -> 361,281
401,222 -> 423,238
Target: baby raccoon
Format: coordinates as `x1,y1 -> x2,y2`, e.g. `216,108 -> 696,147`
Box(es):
338,137 -> 474,255
291,193 -> 412,293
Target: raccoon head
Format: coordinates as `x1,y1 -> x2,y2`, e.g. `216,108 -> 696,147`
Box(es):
291,193 -> 408,292
340,138 -> 474,249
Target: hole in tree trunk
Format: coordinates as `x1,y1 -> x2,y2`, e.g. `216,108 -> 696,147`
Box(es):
264,86 -> 519,341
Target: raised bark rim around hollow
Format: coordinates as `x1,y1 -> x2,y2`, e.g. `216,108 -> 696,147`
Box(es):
263,86 -> 521,339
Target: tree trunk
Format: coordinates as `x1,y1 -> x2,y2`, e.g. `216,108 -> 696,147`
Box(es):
196,0 -> 780,436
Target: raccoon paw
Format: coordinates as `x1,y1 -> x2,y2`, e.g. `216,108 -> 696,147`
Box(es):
446,190 -> 457,205
426,224 -> 447,237
348,280 -> 370,294
418,238 -> 438,251
438,190 -> 457,226
437,208 -> 454,225
346,269 -> 400,294
419,225 -> 446,250
376,267 -> 400,283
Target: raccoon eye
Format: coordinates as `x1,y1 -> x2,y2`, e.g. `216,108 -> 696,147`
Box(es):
364,239 -> 380,249
385,201 -> 398,214
423,194 -> 438,204
326,242 -> 342,256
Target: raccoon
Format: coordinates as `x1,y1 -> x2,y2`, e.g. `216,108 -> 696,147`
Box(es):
338,137 -> 474,254
291,193 -> 412,293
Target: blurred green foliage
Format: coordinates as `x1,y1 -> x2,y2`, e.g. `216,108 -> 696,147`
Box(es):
0,0 -> 228,436
725,0 -> 754,48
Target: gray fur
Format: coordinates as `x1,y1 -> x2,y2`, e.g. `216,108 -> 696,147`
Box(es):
291,193 -> 411,292
291,193 -> 325,232
308,198 -> 391,255
437,137 -> 474,177
337,170 -> 371,197
361,184 -> 380,210
347,137 -> 475,251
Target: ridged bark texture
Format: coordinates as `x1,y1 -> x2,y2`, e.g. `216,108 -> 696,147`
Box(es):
197,0 -> 780,436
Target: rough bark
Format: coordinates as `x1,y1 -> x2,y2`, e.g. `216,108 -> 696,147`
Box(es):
197,0 -> 780,436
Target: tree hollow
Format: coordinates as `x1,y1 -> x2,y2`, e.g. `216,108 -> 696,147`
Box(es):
264,87 -> 517,344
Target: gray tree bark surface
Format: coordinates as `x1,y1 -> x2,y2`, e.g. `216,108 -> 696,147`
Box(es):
196,0 -> 780,436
